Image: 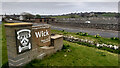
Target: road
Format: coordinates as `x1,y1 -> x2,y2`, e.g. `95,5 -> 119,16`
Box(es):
51,25 -> 118,38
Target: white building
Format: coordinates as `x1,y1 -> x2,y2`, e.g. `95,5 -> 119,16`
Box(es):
19,15 -> 24,20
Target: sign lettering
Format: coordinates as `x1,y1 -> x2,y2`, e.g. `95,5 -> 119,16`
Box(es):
35,30 -> 49,38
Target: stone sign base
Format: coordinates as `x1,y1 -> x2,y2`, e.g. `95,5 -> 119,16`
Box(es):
4,23 -> 63,67
51,35 -> 63,51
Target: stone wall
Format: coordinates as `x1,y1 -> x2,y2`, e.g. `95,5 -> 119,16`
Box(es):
51,17 -> 119,31
55,17 -> 118,24
50,22 -> 119,31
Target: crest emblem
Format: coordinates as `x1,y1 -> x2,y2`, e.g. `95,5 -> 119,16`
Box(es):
16,29 -> 32,54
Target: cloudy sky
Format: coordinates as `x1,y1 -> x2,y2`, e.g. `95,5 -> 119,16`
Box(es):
1,0 -> 120,2
1,1 -> 119,15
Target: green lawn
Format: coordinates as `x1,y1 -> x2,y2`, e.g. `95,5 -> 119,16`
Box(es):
1,23 -> 8,66
25,41 -> 118,67
0,24 -> 2,67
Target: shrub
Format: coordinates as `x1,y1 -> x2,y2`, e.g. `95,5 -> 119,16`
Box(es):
79,32 -> 83,35
83,33 -> 88,36
76,32 -> 83,35
115,38 -> 119,40
63,32 -> 68,34
66,45 -> 70,47
62,44 -> 70,50
76,32 -> 79,35
111,37 -> 116,40
111,37 -> 119,40
95,34 -> 101,38
62,30 -> 65,32
79,32 -> 88,36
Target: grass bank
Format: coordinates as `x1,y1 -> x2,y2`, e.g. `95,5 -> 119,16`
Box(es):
1,22 -> 8,67
25,41 -> 118,67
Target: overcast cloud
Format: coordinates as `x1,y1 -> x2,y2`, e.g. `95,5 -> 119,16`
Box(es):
1,0 -> 120,2
2,2 -> 118,15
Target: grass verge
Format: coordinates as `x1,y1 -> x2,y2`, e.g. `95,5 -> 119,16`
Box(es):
1,22 -> 8,67
25,41 -> 118,67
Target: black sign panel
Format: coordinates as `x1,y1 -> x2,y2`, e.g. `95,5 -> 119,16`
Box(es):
15,29 -> 32,54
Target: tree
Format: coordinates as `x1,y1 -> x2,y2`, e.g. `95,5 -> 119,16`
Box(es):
36,14 -> 41,18
70,14 -> 75,18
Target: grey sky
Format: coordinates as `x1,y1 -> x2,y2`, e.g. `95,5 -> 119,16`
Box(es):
2,2 -> 118,15
2,0 -> 120,2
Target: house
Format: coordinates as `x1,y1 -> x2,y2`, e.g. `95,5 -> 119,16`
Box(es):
19,15 -> 24,20
35,18 -> 55,24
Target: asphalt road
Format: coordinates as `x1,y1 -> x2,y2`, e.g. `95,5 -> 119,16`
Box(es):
51,26 -> 118,38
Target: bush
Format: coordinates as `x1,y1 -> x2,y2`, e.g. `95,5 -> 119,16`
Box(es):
82,33 -> 88,36
111,37 -> 119,40
79,32 -> 83,35
62,30 -> 65,32
64,32 -> 68,34
76,32 -> 80,35
95,34 -> 101,38
62,44 -> 70,50
76,32 -> 88,36
76,32 -> 83,35
61,30 -> 68,34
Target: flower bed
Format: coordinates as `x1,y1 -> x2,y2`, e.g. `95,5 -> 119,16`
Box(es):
63,35 -> 120,54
